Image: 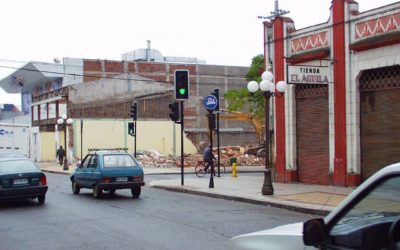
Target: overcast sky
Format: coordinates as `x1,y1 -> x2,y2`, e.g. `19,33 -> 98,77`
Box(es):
0,0 -> 397,107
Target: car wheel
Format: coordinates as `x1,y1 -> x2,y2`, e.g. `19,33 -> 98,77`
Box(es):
131,187 -> 141,198
38,195 -> 46,204
93,185 -> 103,199
72,180 -> 80,195
109,189 -> 116,196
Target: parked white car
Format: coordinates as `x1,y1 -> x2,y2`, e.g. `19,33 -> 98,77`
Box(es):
231,163 -> 400,250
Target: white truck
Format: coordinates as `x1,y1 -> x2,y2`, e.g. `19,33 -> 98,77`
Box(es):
0,122 -> 30,157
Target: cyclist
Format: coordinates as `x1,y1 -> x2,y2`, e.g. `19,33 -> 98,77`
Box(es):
203,144 -> 214,172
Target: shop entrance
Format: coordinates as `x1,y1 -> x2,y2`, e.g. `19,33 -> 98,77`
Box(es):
295,84 -> 330,185
360,65 -> 400,180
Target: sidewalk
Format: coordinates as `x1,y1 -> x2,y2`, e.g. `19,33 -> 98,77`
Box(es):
38,162 -> 354,216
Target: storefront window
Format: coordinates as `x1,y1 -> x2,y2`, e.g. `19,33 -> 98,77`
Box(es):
48,103 -> 56,119
58,103 -> 67,117
40,103 -> 48,120
33,105 -> 39,121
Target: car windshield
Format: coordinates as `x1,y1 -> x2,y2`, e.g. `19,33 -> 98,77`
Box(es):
103,154 -> 137,168
331,176 -> 400,235
0,159 -> 39,174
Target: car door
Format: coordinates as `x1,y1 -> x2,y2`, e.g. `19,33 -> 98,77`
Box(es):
74,154 -> 91,187
86,154 -> 99,187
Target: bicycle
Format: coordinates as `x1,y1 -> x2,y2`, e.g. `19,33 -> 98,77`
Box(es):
195,158 -> 226,177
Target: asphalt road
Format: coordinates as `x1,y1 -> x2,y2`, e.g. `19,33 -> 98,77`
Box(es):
0,173 -> 314,250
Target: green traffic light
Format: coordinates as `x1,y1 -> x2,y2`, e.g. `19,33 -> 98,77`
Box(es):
179,88 -> 186,95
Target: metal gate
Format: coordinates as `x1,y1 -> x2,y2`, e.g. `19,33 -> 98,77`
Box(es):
295,84 -> 330,185
360,65 -> 400,180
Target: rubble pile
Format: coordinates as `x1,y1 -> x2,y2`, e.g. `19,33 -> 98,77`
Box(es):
136,145 -> 264,168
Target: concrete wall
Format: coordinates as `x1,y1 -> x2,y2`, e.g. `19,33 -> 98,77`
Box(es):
0,114 -> 30,124
72,119 -> 197,159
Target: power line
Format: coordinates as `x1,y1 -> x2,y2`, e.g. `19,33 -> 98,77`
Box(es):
0,5 -> 397,77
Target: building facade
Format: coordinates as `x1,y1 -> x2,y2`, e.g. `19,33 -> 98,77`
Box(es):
28,59 -> 250,162
267,0 -> 400,186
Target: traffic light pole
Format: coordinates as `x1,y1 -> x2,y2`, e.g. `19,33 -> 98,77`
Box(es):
134,121 -> 137,158
130,101 -> 138,158
180,101 -> 184,186
216,111 -> 220,177
212,88 -> 220,177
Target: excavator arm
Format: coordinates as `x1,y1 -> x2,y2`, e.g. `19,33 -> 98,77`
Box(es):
219,110 -> 263,141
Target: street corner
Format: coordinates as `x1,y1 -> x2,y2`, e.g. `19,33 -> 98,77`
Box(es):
37,161 -> 74,175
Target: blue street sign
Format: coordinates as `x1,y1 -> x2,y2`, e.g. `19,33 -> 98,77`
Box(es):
203,95 -> 218,111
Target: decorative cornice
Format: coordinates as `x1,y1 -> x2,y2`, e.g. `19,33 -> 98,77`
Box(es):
290,31 -> 329,53
355,12 -> 400,39
350,30 -> 400,51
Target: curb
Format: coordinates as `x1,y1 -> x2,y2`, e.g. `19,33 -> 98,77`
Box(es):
144,170 -> 264,175
42,170 -> 71,176
41,169 -> 264,176
151,185 -> 330,216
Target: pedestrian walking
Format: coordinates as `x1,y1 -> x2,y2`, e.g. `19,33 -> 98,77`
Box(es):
56,146 -> 66,166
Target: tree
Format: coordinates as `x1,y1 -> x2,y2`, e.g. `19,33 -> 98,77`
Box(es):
223,54 -> 265,119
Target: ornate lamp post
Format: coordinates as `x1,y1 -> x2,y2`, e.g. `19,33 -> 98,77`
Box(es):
57,114 -> 73,170
247,71 -> 287,195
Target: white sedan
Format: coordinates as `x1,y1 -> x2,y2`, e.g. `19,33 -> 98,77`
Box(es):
231,163 -> 400,250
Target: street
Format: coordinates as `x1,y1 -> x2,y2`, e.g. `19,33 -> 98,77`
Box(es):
0,173 -> 313,250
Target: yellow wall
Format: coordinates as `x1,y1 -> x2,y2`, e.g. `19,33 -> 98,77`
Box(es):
41,131 -> 64,161
73,119 -> 197,159
128,120 -> 197,156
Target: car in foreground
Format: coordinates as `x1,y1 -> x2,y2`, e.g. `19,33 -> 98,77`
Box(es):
230,162 -> 400,250
70,148 -> 145,199
0,157 -> 48,204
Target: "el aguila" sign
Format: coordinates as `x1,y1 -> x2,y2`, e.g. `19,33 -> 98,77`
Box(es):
288,65 -> 331,84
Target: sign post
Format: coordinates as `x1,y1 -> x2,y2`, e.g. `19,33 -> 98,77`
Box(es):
202,94 -> 218,188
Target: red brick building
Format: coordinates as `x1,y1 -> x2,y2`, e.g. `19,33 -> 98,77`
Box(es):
267,0 -> 400,186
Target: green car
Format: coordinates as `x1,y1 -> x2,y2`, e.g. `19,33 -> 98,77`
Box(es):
0,157 -> 48,204
70,149 -> 145,199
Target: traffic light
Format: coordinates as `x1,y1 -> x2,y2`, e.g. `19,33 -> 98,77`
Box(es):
212,88 -> 219,111
130,102 -> 138,121
169,102 -> 180,123
128,122 -> 135,136
174,70 -> 189,100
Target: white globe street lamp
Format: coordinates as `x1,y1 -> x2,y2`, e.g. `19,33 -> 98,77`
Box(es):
247,71 -> 287,195
261,70 -> 274,82
57,114 -> 73,171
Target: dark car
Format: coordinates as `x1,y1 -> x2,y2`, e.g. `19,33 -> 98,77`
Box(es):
0,157 -> 48,204
70,148 -> 145,199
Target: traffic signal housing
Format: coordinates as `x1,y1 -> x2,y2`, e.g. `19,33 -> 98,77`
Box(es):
212,88 -> 219,111
169,101 -> 180,123
174,70 -> 189,100
128,122 -> 135,136
130,102 -> 138,121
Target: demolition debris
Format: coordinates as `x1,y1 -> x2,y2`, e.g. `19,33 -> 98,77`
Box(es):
136,146 -> 264,168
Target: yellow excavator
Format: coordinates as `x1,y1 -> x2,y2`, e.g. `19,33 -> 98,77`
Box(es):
219,109 -> 267,156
